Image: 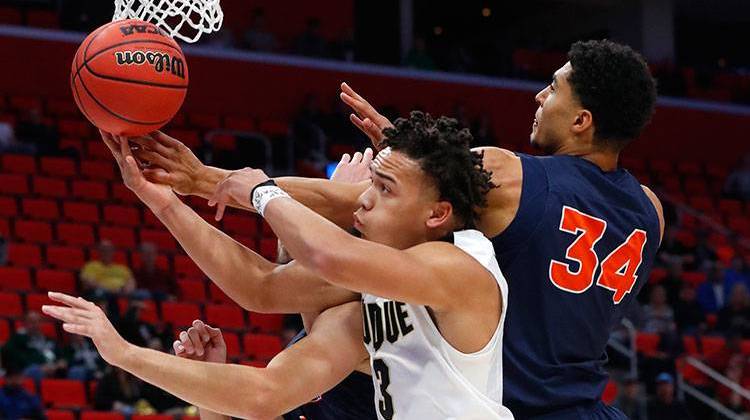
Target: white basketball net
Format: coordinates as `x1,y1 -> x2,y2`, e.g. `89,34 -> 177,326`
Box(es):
113,0 -> 223,43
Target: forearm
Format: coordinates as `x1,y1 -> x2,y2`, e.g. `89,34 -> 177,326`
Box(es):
118,345 -> 279,419
155,200 -> 277,311
276,177 -> 365,228
193,166 -> 254,211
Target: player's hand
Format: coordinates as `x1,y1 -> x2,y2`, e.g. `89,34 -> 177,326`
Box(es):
173,320 -> 227,364
128,131 -> 206,196
42,292 -> 130,367
331,148 -> 374,183
100,130 -> 179,215
340,82 -> 393,150
208,168 -> 270,221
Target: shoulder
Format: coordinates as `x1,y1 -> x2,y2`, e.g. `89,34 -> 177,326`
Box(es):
640,184 -> 665,243
471,147 -> 521,180
406,239 -> 495,285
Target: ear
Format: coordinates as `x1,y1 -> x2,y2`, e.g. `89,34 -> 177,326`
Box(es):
425,201 -> 453,230
572,109 -> 593,134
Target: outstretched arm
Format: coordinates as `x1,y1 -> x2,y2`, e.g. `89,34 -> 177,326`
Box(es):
103,131 -> 357,314
131,132 -> 367,229
211,169 -> 497,311
43,294 -> 368,420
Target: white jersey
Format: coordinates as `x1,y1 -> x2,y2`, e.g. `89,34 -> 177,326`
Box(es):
361,229 -> 514,420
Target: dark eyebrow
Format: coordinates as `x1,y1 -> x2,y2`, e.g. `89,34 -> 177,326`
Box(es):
372,169 -> 397,185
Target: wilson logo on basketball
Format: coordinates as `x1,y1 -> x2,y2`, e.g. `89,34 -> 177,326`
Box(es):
114,51 -> 186,79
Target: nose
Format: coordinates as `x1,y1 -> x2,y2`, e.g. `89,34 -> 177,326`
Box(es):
535,86 -> 549,106
358,186 -> 375,211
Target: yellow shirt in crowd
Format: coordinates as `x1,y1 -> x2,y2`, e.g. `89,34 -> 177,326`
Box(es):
81,261 -> 133,292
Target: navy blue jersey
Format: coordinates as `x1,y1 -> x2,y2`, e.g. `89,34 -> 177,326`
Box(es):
282,330 -> 376,420
493,154 -> 660,417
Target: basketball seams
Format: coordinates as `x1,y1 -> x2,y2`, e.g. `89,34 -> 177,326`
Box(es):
71,48 -> 94,124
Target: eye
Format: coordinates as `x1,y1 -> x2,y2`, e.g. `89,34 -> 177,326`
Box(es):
381,184 -> 390,193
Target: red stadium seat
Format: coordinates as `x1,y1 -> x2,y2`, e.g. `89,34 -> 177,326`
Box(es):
40,157 -> 77,178
161,301 -> 202,327
13,318 -> 58,340
72,180 -> 108,201
682,271 -> 708,288
210,133 -> 237,151
222,214 -> 259,236
0,196 -> 17,217
174,255 -> 203,278
1,154 -> 36,174
701,336 -> 726,356
0,266 -> 32,291
103,204 -> 141,227
206,304 -> 246,329
8,96 -> 41,112
0,173 -> 29,195
223,331 -> 242,358
96,226 -> 135,248
32,176 -> 69,198
56,223 -> 96,246
0,7 -> 22,25
26,292 -> 55,313
0,292 -> 23,317
0,318 -> 10,344
8,243 -> 42,267
177,279 -> 206,301
649,159 -> 673,174
80,412 -> 125,420
26,9 -> 59,29
189,112 -> 221,129
81,160 -> 116,181
59,138 -> 84,156
46,246 -> 86,270
243,333 -> 282,360
224,115 -> 256,131
14,220 -> 53,243
684,177 -> 708,195
250,313 -> 283,334
56,119 -> 91,138
683,335 -> 698,355
677,161 -> 703,176
741,340 -> 750,356
111,183 -> 140,204
63,202 -> 100,224
0,376 -> 36,394
261,221 -> 274,237
117,298 -> 159,324
45,410 -> 76,420
133,416 -> 174,420
86,142 -> 112,159
36,269 -> 77,294
142,209 -> 163,228
22,198 -> 60,220
209,283 -> 232,304
46,98 -> 79,117
258,120 -> 289,137
139,229 -> 177,251
718,199 -> 744,216
259,238 -> 278,260
635,333 -> 660,356
168,129 -> 201,149
131,252 -> 170,272
0,219 -> 8,236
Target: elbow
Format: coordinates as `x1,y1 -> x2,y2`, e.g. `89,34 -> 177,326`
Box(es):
306,247 -> 340,281
240,381 -> 284,420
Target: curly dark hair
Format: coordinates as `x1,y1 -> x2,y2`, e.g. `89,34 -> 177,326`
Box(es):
567,40 -> 657,149
381,111 -> 494,230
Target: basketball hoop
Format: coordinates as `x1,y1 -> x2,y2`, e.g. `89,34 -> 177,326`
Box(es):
113,0 -> 223,43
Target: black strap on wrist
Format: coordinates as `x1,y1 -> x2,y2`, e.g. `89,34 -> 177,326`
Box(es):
250,179 -> 278,202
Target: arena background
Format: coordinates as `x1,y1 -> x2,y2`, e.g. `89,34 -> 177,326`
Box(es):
0,0 -> 749,419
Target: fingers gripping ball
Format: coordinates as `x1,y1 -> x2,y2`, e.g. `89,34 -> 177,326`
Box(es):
71,19 -> 189,136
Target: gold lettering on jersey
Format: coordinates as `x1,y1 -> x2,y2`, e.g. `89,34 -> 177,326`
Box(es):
362,301 -> 414,351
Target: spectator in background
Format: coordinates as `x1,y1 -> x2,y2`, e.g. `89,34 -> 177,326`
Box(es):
659,226 -> 691,266
15,108 -> 59,156
687,230 -> 717,271
292,94 -> 328,170
93,366 -> 142,415
117,298 -> 174,351
647,373 -> 692,419
0,233 -> 7,266
698,261 -> 727,313
293,18 -> 328,57
471,114 -> 497,147
706,329 -> 745,374
1,312 -> 67,383
615,376 -> 647,420
725,256 -> 750,294
674,284 -> 706,334
0,122 -> 35,155
717,283 -> 750,336
0,366 -> 45,420
403,37 -> 436,70
81,240 -> 135,296
242,8 -> 277,52
133,242 -> 177,301
641,322 -> 684,389
642,285 -> 675,334
61,334 -> 105,381
725,154 -> 750,201
660,259 -> 685,305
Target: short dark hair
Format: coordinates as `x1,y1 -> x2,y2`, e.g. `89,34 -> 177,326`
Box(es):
567,40 -> 657,149
381,111 -> 494,229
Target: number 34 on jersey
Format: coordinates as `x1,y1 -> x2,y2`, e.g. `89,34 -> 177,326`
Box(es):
548,206 -> 648,304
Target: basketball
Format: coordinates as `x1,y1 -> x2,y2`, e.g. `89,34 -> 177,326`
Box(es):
70,19 -> 189,136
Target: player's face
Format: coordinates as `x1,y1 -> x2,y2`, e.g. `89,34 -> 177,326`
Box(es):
530,62 -> 581,154
353,149 -> 443,249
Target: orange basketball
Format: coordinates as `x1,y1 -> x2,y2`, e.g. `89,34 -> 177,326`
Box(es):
70,19 -> 189,136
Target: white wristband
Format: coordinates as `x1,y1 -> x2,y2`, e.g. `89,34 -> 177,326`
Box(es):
252,185 -> 290,217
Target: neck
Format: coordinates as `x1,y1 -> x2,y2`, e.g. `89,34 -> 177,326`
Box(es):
554,144 -> 620,172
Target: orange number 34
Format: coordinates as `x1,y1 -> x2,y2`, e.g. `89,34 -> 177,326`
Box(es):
549,206 -> 648,304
